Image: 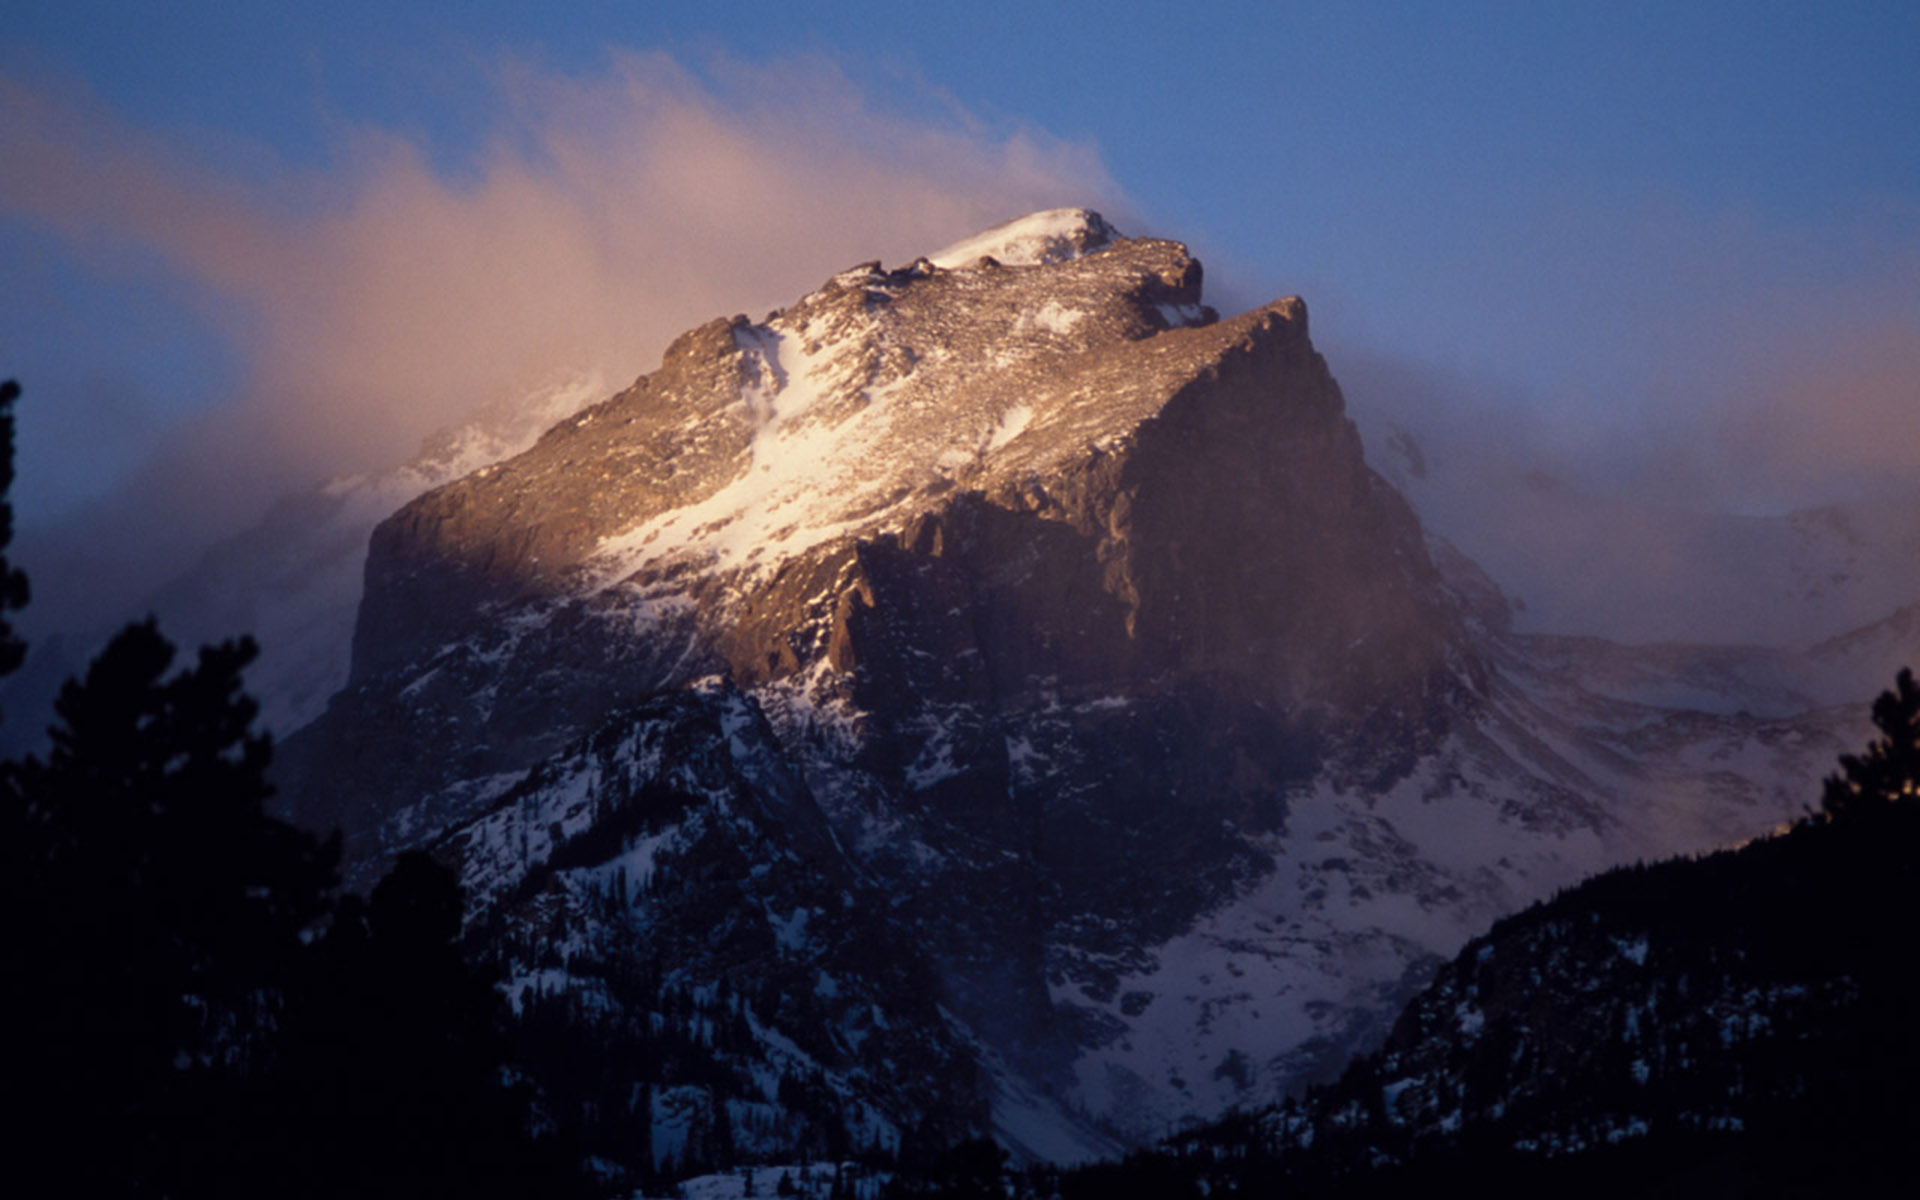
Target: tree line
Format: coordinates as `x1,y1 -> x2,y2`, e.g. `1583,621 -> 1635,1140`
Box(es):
0,381 -> 583,1196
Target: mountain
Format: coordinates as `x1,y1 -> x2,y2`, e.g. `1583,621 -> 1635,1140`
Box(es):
287,207 -> 1465,842
239,209 -> 1912,1181
279,208 -> 1477,1159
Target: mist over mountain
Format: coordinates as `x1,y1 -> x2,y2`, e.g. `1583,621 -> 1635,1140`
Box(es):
1338,353 -> 1920,649
0,54 -> 1123,648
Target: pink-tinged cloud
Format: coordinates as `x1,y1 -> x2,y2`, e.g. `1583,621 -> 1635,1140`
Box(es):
1723,318 -> 1920,507
0,52 -> 1123,627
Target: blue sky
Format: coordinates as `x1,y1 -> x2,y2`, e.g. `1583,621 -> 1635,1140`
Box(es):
3,1 -> 1919,615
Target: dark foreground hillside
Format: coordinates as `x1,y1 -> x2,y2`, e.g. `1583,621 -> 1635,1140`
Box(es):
1032,679 -> 1920,1198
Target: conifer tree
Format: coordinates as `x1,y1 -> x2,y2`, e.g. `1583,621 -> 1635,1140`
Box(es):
0,379 -> 577,1195
273,850 -> 584,1197
5,619 -> 338,1193
0,380 -> 28,681
1821,667 -> 1920,818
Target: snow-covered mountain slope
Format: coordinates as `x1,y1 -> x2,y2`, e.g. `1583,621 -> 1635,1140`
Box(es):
1804,600 -> 1920,706
1022,624 -> 1866,1139
261,209 -> 1913,1177
414,606 -> 1871,1166
434,678 -> 1097,1187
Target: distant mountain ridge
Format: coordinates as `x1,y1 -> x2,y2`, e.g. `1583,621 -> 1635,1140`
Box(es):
1353,394 -> 1920,649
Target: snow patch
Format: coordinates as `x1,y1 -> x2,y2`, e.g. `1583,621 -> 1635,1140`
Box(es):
1020,301 -> 1087,336
986,405 -> 1034,453
927,208 -> 1119,269
592,322 -> 919,585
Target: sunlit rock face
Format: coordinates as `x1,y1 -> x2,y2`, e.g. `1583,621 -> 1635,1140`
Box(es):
293,210 -> 1469,849
275,211 -> 1860,1170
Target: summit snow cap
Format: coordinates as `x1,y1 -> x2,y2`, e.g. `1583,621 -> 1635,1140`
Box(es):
926,207 -> 1121,269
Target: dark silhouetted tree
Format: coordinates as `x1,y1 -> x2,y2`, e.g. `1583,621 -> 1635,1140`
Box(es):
0,380 -> 27,683
268,850 -> 579,1198
1821,667 -> 1920,819
4,620 -> 338,1194
921,1138 -> 1009,1200
1,380 -> 577,1196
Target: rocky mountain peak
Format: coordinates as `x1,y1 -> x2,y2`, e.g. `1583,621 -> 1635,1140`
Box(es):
276,213 -> 1480,1142
314,212 -> 1465,838
352,223 -> 1218,679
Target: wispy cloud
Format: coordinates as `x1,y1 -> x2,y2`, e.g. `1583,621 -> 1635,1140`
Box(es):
1713,313 -> 1920,511
1342,234 -> 1920,647
1,51 -> 1120,628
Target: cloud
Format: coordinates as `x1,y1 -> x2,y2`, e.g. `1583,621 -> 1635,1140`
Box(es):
1712,315 -> 1920,511
1334,191 -> 1920,644
0,51 -> 1121,629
